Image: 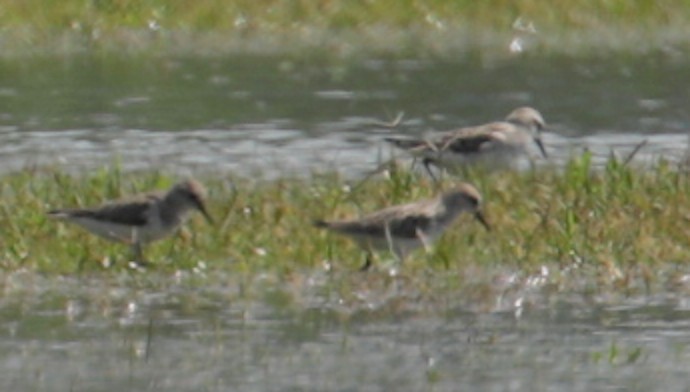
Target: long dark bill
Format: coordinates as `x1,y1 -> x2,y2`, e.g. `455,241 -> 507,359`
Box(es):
534,137 -> 548,158
474,211 -> 491,231
196,201 -> 214,224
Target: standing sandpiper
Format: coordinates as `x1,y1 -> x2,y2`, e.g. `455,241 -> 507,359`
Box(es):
385,107 -> 549,177
48,180 -> 213,263
314,183 -> 490,270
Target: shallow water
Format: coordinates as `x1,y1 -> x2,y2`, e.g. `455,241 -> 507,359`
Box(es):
2,269 -> 690,391
0,50 -> 689,177
2,47 -> 690,390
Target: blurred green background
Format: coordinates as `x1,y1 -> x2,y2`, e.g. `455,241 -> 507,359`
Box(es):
1,0 -> 687,55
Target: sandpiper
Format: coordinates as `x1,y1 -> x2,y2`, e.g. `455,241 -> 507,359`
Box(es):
385,107 -> 549,177
314,183 -> 490,270
48,180 -> 213,263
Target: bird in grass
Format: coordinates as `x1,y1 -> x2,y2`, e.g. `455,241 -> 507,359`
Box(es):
314,183 -> 490,270
385,107 -> 549,178
48,180 -> 213,263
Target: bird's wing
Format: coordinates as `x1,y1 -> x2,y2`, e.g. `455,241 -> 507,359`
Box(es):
386,122 -> 512,155
52,198 -> 157,226
327,206 -> 434,239
383,214 -> 434,238
439,123 -> 512,154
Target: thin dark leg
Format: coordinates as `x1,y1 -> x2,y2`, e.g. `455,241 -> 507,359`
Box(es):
132,242 -> 142,261
359,253 -> 373,272
423,158 -> 440,183
130,243 -> 150,267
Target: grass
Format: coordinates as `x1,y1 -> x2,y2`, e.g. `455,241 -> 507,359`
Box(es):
0,0 -> 689,55
1,0 -> 685,31
2,153 -> 690,298
0,154 -> 686,391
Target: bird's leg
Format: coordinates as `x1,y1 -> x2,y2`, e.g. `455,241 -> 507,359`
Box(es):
127,228 -> 149,268
129,229 -> 150,268
359,252 -> 373,272
416,228 -> 433,254
409,156 -> 420,173
422,158 -> 440,184
383,223 -> 408,267
131,242 -> 140,260
130,242 -> 146,265
130,243 -> 152,268
384,222 -> 398,257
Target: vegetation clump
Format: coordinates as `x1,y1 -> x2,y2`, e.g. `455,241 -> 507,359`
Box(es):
2,154 -> 689,296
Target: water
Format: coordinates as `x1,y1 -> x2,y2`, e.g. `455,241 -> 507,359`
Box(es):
3,48 -> 690,390
2,269 -> 690,391
1,50 -> 689,177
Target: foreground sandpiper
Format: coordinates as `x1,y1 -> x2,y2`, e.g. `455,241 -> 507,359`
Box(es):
314,183 -> 490,270
385,107 -> 549,177
48,180 -> 213,263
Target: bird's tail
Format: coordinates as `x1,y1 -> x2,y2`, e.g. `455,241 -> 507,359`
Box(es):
312,219 -> 330,228
47,209 -> 69,218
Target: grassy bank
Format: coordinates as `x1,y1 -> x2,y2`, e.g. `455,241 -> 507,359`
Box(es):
1,0 -> 689,56
3,0 -> 685,32
2,154 -> 690,293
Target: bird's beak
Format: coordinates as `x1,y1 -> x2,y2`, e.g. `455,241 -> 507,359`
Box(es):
474,211 -> 491,231
196,200 -> 214,224
534,136 -> 548,159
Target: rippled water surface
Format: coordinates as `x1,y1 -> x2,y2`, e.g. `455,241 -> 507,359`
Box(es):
3,269 -> 690,391
2,48 -> 690,391
1,50 -> 689,176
